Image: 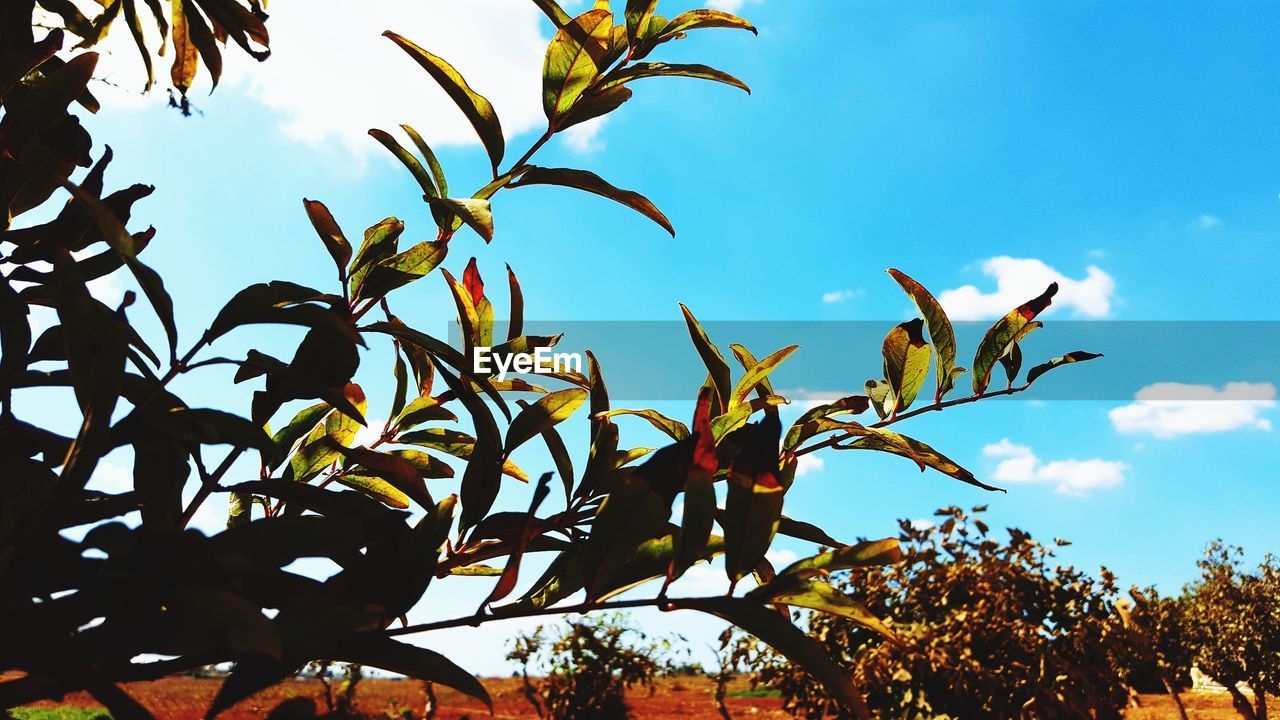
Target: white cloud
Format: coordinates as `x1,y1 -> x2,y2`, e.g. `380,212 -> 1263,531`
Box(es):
766,549 -> 798,567
707,0 -> 762,12
559,116 -> 609,154
821,289 -> 862,304
1109,382 -> 1275,438
983,439 -> 1126,496
794,455 -> 824,477
54,1 -> 557,160
230,1 -> 551,160
937,257 -> 1116,320
1196,214 -> 1222,230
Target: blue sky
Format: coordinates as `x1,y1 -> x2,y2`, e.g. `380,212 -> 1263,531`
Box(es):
26,0 -> 1280,674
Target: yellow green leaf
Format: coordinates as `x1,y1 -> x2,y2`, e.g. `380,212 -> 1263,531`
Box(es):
542,8 -> 613,123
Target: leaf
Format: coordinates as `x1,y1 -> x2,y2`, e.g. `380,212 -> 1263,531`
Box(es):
428,197 -> 493,242
776,516 -> 846,548
679,304 -> 732,411
683,596 -> 870,719
559,85 -> 633,131
595,408 -> 690,441
531,0 -> 572,28
752,578 -> 893,638
839,426 -> 1003,492
264,402 -> 328,470
170,0 -> 199,92
383,31 -> 505,171
329,443 -> 433,509
368,129 -> 438,199
1026,351 -> 1104,385
432,361 -> 504,531
660,9 -> 758,37
783,396 -> 869,451
63,182 -> 178,358
721,412 -> 784,586
775,538 -> 903,579
865,379 -> 892,420
337,472 -> 411,509
542,8 -> 613,124
972,283 -> 1057,395
330,634 -> 492,711
602,62 -> 750,94
999,341 -> 1023,389
358,240 -> 448,301
887,268 -> 961,401
504,388 -> 588,456
669,386 -> 718,583
210,281 -> 350,342
505,264 -> 524,342
302,198 -> 351,277
729,344 -> 798,409
401,125 -> 448,198
348,217 -> 404,299
881,318 -> 930,414
710,394 -> 787,441
624,0 -> 660,48
510,166 -> 673,236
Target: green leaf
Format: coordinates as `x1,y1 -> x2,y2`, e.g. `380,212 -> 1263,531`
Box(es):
595,408 -> 690,441
264,402 -> 329,470
401,124 -> 448,198
428,197 -> 493,242
302,198 -> 352,278
839,426 -> 1003,492
660,9 -> 758,37
602,61 -> 750,94
783,396 -> 869,451
972,283 -> 1057,395
337,472 -> 412,509
542,8 -> 614,124
729,344 -> 798,409
329,443 -> 434,509
624,0 -> 660,48
887,268 -> 960,401
679,304 -> 732,410
711,394 -> 787,441
881,318 -> 930,414
775,538 -> 902,579
358,240 -> 448,302
506,264 -> 524,342
864,379 -> 892,420
752,577 -> 893,638
348,217 -> 404,298
368,129 -> 438,199
1026,350 -> 1104,385
504,388 -> 588,456
510,166 -> 673,235
383,31 -> 505,171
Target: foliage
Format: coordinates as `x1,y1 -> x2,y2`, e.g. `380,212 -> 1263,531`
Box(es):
1184,542 -> 1280,720
745,507 -> 1133,720
7,709 -> 111,720
0,1 -> 1101,719
506,613 -> 678,720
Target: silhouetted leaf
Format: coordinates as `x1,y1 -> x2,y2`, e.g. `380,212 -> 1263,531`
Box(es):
603,61 -> 749,93
303,198 -> 351,276
1026,351 -> 1104,385
596,408 -> 690,441
504,388 -> 587,456
680,304 -> 732,410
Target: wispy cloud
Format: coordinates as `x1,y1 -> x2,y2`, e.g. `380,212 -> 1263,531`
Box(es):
983,439 -> 1126,496
938,257 -> 1115,320
1109,382 -> 1275,438
560,116 -> 609,155
794,455 -> 824,477
821,289 -> 862,304
1195,214 -> 1222,230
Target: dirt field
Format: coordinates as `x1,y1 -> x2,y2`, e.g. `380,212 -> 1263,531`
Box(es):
5,675 -> 1257,719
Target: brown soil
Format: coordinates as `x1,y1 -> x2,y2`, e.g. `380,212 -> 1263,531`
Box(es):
7,675 -> 1256,719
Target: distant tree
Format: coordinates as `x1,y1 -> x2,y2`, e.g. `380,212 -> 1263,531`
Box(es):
1114,587 -> 1193,720
1184,542 -> 1280,720
506,614 -> 672,720
745,507 -> 1132,719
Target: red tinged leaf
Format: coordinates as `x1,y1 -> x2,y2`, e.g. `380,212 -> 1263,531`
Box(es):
972,283 -> 1058,395
463,257 -> 485,304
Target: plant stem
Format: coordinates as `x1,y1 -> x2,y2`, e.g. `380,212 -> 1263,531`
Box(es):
386,596 -> 692,637
791,383 -> 1032,458
179,445 -> 246,527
